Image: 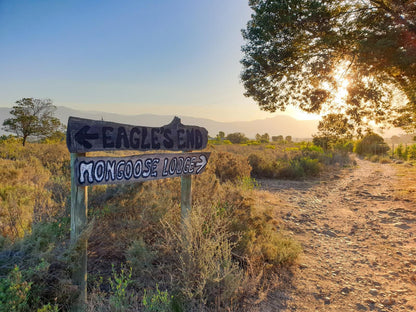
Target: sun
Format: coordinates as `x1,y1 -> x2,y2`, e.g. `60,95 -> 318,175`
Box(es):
333,61 -> 351,104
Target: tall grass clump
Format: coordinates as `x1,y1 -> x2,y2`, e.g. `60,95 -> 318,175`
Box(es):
206,151 -> 251,183
163,204 -> 244,311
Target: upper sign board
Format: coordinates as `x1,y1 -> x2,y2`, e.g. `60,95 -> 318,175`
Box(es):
66,116 -> 208,153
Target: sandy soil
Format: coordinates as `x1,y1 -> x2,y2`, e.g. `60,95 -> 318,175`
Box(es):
255,157 -> 416,311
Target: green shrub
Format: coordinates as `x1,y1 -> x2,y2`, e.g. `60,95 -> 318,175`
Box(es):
142,285 -> 173,312
248,153 -> 279,178
354,133 -> 389,156
379,156 -> 392,164
301,157 -> 321,176
126,238 -> 155,275
278,157 -> 321,179
369,155 -> 380,163
408,144 -> 416,160
278,160 -> 305,179
259,230 -> 302,266
36,303 -> 59,312
108,265 -> 135,312
0,266 -> 31,312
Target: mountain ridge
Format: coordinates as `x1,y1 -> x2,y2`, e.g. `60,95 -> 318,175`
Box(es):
0,106 -> 319,139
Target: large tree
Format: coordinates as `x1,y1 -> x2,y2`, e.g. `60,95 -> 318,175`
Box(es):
3,98 -> 63,146
241,0 -> 416,131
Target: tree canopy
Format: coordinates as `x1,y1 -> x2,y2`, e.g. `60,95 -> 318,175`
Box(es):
3,98 -> 63,146
241,0 -> 416,131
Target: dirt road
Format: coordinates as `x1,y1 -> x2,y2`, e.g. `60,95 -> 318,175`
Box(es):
257,157 -> 416,311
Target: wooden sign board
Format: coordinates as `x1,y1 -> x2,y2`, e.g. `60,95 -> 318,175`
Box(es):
67,116 -> 208,153
74,152 -> 210,186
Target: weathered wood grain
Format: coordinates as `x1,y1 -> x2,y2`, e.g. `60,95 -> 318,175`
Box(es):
66,116 -> 208,153
74,152 -> 210,186
181,175 -> 192,220
70,153 -> 88,311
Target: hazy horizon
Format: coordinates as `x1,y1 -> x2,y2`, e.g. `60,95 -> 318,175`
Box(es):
0,1 -> 321,123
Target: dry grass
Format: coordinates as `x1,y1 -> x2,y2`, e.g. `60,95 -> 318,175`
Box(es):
393,163 -> 416,202
0,140 -> 303,311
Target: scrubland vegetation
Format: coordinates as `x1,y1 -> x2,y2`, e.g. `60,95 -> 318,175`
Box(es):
0,133 -> 386,311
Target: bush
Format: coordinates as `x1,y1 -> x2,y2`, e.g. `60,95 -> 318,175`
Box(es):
354,133 -> 389,156
142,285 -> 173,312
408,144 -> 416,160
259,230 -> 302,266
248,153 -> 279,178
163,204 -> 244,310
379,156 -> 392,164
108,265 -> 135,311
206,151 -> 251,183
225,133 -> 248,144
0,266 -> 31,312
278,157 -> 321,179
126,238 -> 155,275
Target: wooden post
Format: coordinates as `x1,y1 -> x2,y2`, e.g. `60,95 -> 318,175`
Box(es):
70,153 -> 88,311
181,175 -> 192,220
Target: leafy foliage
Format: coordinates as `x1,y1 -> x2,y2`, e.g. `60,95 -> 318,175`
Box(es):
313,113 -> 356,150
241,0 -> 416,130
0,266 -> 31,312
108,265 -> 135,311
225,132 -> 249,144
354,132 -> 390,155
2,98 -> 63,146
142,285 -> 173,312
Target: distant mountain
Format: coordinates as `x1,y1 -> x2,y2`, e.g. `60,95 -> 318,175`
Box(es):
0,106 -> 319,139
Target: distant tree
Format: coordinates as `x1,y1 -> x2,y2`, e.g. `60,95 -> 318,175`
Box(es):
226,132 -> 249,144
272,135 -> 284,142
216,131 -> 225,140
313,114 -> 355,149
2,98 -> 63,146
285,136 -> 292,143
354,132 -> 390,155
318,114 -> 355,139
261,133 -> 270,142
255,133 -> 270,143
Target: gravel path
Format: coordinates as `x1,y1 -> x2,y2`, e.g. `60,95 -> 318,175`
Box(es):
256,158 -> 416,311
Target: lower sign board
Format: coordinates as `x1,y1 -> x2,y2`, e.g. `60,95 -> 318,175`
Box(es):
74,152 -> 210,186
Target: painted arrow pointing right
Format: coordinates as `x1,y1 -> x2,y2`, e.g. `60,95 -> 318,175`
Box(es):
195,154 -> 208,174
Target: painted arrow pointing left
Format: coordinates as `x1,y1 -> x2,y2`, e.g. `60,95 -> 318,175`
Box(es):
74,126 -> 99,149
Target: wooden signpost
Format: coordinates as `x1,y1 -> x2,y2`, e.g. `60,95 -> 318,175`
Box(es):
67,116 -> 208,153
67,116 -> 209,311
74,152 -> 209,186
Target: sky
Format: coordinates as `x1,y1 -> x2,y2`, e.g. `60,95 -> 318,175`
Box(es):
0,0 -> 320,122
